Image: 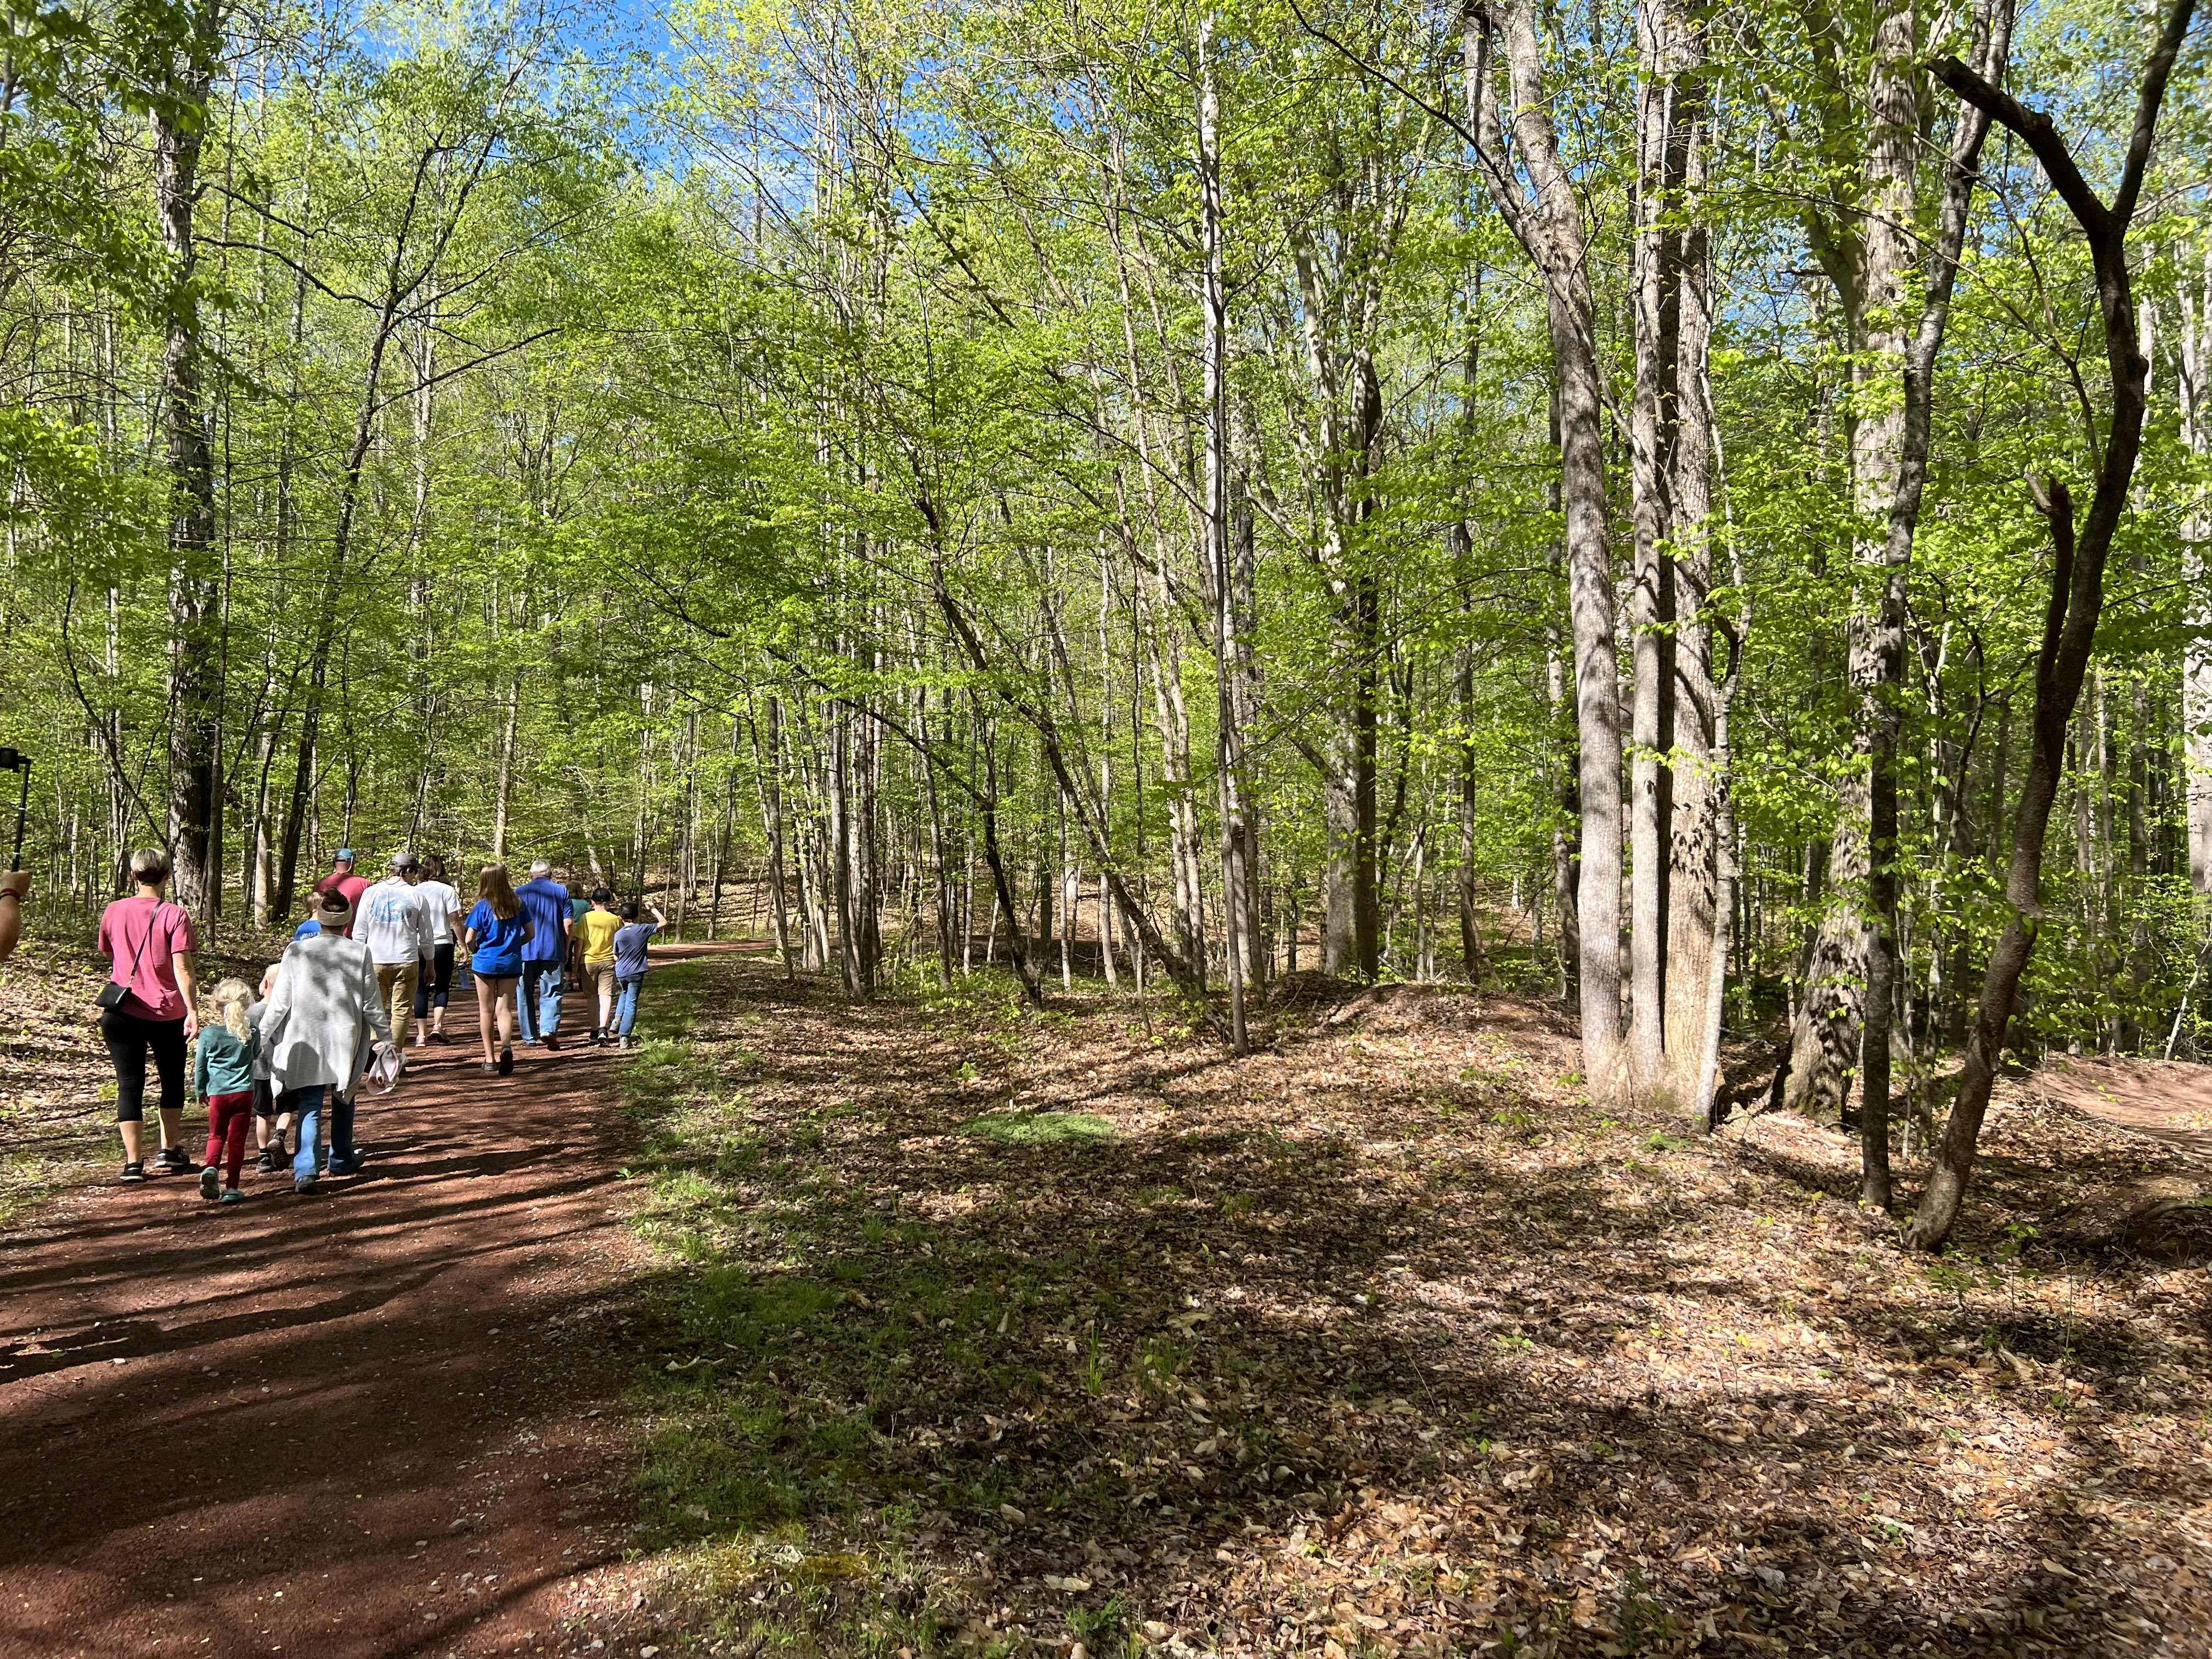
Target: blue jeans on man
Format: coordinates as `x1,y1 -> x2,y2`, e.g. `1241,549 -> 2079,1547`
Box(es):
287,1081 -> 362,1189
517,960 -> 563,1041
614,975 -> 642,1038
289,1084 -> 326,1189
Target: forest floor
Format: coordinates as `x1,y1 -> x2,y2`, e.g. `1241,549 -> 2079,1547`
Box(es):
610,955 -> 2212,1659
5,941 -> 2212,1657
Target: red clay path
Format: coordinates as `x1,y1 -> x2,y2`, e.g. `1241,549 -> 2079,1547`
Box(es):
0,969 -> 664,1659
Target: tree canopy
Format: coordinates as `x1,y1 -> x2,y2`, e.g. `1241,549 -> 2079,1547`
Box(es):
5,0 -> 2210,1248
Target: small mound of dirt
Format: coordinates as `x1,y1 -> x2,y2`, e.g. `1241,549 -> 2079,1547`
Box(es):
1263,969 -> 1364,1011
2117,1197 -> 2212,1262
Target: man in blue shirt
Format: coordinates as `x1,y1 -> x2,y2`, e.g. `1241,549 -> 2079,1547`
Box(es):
514,861 -> 574,1049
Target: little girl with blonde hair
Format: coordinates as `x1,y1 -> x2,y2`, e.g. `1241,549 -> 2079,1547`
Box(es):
194,979 -> 261,1203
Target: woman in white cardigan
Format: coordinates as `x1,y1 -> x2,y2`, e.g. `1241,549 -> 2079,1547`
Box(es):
261,889 -> 392,1191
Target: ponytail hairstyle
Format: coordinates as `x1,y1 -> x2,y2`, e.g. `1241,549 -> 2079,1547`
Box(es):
477,862 -> 521,921
210,977 -> 256,1041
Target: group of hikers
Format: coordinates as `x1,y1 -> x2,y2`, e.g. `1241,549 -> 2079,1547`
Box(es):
89,847 -> 665,1198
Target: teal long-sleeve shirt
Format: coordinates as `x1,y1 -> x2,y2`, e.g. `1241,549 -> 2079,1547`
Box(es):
194,1023 -> 258,1098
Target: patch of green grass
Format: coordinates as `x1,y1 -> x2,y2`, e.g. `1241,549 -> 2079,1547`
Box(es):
955,1110 -> 1116,1145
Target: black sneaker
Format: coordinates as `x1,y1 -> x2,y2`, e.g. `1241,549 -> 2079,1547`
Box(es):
496,1047 -> 514,1076
159,1147 -> 194,1175
120,1161 -> 146,1183
255,1146 -> 278,1173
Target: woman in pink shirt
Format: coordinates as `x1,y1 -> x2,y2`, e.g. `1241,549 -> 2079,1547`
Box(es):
96,848 -> 201,1182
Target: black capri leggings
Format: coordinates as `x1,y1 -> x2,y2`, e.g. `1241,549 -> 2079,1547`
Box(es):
100,1009 -> 187,1124
414,941 -> 456,1014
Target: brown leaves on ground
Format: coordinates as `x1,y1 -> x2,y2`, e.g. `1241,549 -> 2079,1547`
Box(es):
0,930 -> 287,1223
620,962 -> 2212,1656
1,938 -> 123,1223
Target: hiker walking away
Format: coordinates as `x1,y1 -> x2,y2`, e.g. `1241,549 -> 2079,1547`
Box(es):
312,848 -> 371,937
260,888 -> 391,1192
578,887 -> 622,1043
193,979 -> 259,1204
358,851 -> 432,1058
97,848 -> 200,1182
464,863 -> 533,1075
409,853 -> 465,1046
514,860 -> 573,1051
611,900 -> 665,1050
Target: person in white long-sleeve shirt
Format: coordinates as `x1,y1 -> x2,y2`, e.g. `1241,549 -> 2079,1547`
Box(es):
357,851 -> 433,1053
261,889 -> 392,1189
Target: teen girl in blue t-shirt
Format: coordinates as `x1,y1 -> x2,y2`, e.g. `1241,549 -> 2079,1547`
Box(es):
463,864 -> 535,1075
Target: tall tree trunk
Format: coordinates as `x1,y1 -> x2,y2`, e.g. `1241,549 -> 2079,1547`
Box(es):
831,698 -> 857,994
1544,396 -> 1580,999
2180,255 -> 2212,934
1453,274 -> 1484,983
493,667 -> 520,860
1626,0 -> 1686,1099
1783,0 -> 2013,1155
1662,63 -> 1720,1116
1466,0 -> 1626,1096
155,1 -> 223,914
853,671 -> 882,994
1200,15 -> 1250,1051
750,695 -> 796,977
1908,0 -> 2185,1248
1848,0 -> 1922,1206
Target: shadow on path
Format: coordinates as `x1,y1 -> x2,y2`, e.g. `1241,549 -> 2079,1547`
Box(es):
0,957 -> 705,1659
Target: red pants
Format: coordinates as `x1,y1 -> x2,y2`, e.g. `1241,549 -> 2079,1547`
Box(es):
202,1090 -> 252,1188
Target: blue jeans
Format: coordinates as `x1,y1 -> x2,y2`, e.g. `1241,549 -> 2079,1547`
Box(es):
290,1084 -> 359,1186
517,961 -> 563,1040
289,1085 -> 326,1187
614,976 -> 642,1037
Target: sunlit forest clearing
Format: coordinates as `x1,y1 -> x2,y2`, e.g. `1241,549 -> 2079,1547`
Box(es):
592,952 -> 2212,1657
8,0 -> 2212,1649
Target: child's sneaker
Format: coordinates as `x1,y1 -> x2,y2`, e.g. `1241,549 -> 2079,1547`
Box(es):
199,1165 -> 222,1201
219,1187 -> 244,1204
255,1146 -> 278,1173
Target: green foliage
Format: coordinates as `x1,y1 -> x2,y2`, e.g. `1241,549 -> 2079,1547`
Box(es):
0,0 -> 2202,1085
955,1111 -> 1116,1145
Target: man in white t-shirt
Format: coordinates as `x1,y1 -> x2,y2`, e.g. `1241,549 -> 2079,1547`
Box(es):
357,851 -> 433,1056
407,854 -> 466,1047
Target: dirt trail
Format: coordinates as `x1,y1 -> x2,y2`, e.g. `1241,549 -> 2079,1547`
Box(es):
2028,1054 -> 2212,1163
0,957 -> 691,1659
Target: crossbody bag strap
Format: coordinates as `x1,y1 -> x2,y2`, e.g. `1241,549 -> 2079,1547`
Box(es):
111,899 -> 158,989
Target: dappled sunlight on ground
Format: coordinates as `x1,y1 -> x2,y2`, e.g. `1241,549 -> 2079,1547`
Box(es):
615,959 -> 2212,1658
